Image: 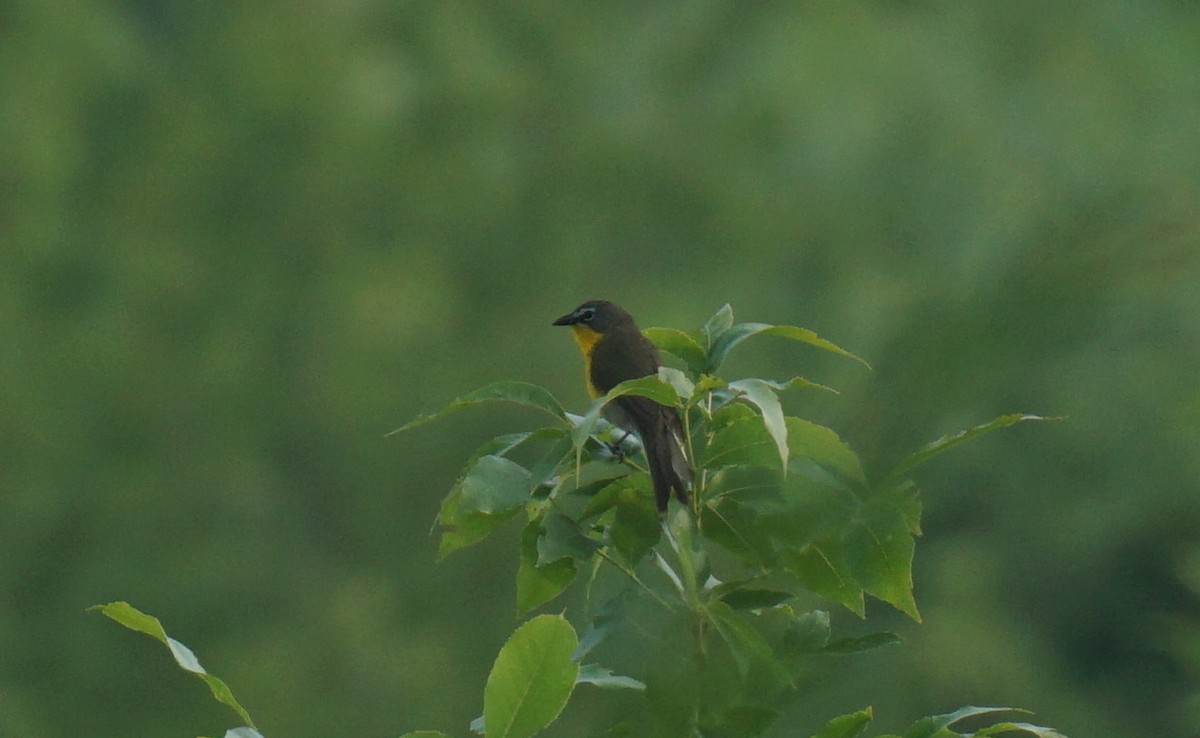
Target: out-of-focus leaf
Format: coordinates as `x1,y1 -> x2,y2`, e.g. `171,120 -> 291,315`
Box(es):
888,414 -> 1058,481
645,327 -> 707,375
809,707 -> 873,738
389,381 -> 568,435
90,602 -> 257,729
703,304 -> 735,346
517,520 -> 577,613
575,663 -> 646,691
397,732 -> 454,738
718,588 -> 794,610
974,721 -> 1068,737
899,706 -> 1030,738
783,609 -> 831,654
702,704 -> 782,738
824,631 -> 903,654
483,615 -> 579,738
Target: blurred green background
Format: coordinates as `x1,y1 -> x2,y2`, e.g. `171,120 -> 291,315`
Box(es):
3,2 -> 1198,737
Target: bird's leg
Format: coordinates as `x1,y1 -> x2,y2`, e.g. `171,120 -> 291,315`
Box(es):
605,430 -> 633,462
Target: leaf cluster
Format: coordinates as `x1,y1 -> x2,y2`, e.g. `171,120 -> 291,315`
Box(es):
384,304 -> 1056,737
92,305 -> 1061,738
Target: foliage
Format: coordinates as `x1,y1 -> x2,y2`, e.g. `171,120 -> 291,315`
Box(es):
92,305 -> 1065,738
382,304 -> 1059,738
91,602 -> 262,738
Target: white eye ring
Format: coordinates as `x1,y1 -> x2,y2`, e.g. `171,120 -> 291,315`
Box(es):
579,308 -> 595,321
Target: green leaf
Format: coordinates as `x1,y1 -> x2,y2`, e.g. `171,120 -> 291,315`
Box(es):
888,414 -> 1058,481
609,485 -> 662,566
824,631 -> 902,654
787,418 -> 866,485
727,379 -> 789,471
706,601 -> 793,686
664,505 -> 708,599
702,704 -> 782,738
657,366 -> 695,401
389,381 -> 568,435
788,543 -> 865,616
809,707 -> 873,738
575,664 -> 646,691
707,322 -> 870,374
718,588 -> 794,610
436,488 -> 521,559
525,428 -> 575,486
398,733 -> 455,738
537,511 -> 600,564
645,327 -> 707,375
438,448 -> 544,558
702,411 -> 778,469
90,602 -> 257,729
578,479 -> 627,519
572,597 -> 625,661
691,374 -> 729,403
702,412 -> 865,488
459,455 -> 533,515
900,706 -> 1026,738
842,500 -> 920,620
700,466 -> 789,562
483,615 -> 579,738
974,721 -> 1068,737
470,432 -> 540,462
517,520 -> 577,613
886,480 -> 923,535
703,303 -> 735,346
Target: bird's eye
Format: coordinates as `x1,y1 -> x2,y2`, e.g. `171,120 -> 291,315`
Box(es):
578,307 -> 596,322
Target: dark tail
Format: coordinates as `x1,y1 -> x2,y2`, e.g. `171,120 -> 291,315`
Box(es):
645,412 -> 692,512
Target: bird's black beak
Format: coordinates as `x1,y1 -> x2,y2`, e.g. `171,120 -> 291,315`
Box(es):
552,311 -> 578,326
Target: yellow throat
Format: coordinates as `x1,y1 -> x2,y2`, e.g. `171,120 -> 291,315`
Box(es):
569,324 -> 603,398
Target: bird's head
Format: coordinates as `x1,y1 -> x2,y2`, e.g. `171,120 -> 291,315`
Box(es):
553,300 -> 635,356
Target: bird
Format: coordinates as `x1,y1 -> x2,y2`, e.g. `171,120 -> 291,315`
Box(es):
553,300 -> 691,512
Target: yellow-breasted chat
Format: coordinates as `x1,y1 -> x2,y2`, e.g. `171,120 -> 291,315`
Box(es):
553,300 -> 691,512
